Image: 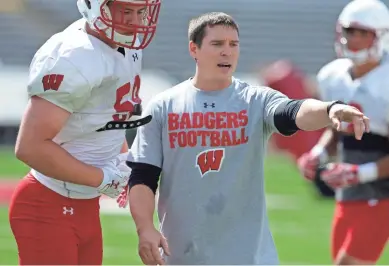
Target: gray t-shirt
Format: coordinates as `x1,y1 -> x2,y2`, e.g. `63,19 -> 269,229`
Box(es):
128,77 -> 290,264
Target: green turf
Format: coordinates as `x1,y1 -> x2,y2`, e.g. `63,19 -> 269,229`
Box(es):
0,148 -> 29,178
1,150 -> 388,265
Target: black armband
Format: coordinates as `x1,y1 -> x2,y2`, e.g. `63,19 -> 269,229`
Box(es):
273,99 -> 305,136
126,161 -> 161,194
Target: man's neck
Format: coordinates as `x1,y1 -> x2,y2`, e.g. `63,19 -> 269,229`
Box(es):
350,59 -> 381,80
191,74 -> 232,91
84,22 -> 117,49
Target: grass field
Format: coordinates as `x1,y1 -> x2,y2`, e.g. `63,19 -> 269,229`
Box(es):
0,147 -> 388,265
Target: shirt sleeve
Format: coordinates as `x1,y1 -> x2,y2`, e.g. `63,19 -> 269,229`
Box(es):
127,97 -> 163,168
27,56 -> 92,113
262,87 -> 292,136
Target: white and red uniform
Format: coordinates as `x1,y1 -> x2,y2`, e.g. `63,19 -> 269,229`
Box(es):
9,19 -> 142,265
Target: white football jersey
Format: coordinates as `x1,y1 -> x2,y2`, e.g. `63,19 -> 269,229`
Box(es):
317,57 -> 389,137
27,19 -> 142,199
317,56 -> 389,201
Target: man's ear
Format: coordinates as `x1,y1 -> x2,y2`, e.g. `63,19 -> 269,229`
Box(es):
189,41 -> 198,61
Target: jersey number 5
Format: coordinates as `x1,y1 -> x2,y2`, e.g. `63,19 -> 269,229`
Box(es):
113,75 -> 141,121
347,102 -> 363,133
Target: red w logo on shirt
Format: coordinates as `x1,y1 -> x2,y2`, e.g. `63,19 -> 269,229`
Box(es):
196,148 -> 225,177
42,74 -> 64,91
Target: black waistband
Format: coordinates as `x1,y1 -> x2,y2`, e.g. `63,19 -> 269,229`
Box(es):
342,133 -> 389,153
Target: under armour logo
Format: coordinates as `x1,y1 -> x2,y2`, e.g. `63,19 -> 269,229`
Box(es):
204,102 -> 216,108
63,206 -> 74,215
132,53 -> 138,62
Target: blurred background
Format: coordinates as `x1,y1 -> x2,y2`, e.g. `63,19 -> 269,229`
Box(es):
1,0 -> 389,264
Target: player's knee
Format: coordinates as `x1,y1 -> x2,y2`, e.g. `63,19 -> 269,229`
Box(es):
335,250 -> 375,265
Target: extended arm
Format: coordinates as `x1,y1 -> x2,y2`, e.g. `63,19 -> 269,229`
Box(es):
271,98 -> 333,136
269,95 -> 368,182
272,98 -> 368,140
295,99 -> 333,131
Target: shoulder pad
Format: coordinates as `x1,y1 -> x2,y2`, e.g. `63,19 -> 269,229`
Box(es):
316,59 -> 352,101
28,52 -> 91,113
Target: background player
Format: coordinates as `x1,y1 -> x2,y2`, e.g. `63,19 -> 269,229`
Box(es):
124,12 -> 369,265
8,0 -> 161,265
297,0 -> 389,264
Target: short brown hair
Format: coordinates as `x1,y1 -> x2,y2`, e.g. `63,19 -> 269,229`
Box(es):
188,12 -> 239,48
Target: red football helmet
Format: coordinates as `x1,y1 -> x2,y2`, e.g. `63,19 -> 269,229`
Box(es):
78,0 -> 161,49
335,0 -> 389,62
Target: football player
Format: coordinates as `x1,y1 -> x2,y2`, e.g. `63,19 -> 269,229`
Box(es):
9,0 -> 161,265
297,0 -> 389,264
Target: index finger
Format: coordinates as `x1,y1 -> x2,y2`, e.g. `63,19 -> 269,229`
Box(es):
161,237 -> 171,256
363,116 -> 370,133
352,116 -> 365,140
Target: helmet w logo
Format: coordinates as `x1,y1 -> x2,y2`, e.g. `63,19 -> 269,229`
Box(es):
42,74 -> 64,91
196,148 -> 225,177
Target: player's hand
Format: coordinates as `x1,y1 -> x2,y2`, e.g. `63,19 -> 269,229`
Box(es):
98,153 -> 131,198
328,103 -> 370,140
113,152 -> 132,178
117,185 -> 129,208
114,153 -> 132,208
297,152 -> 320,181
137,226 -> 171,265
321,163 -> 359,189
297,146 -> 328,181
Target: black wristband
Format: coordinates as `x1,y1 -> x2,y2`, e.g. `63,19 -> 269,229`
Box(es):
327,100 -> 346,115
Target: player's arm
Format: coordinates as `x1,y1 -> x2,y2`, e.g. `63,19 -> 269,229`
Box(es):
372,155 -> 389,180
314,127 -> 339,158
16,96 -> 103,187
296,124 -> 339,180
321,154 -> 389,188
15,58 -> 104,187
127,98 -> 163,232
121,139 -> 129,153
309,63 -> 342,159
322,125 -> 389,188
296,65 -> 341,180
